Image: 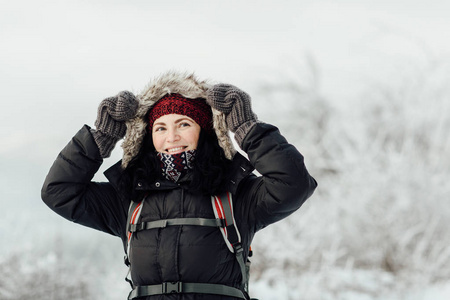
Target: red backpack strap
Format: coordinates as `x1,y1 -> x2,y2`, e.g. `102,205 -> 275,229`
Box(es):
124,200 -> 144,288
126,201 -> 144,255
211,191 -> 241,253
212,191 -> 250,295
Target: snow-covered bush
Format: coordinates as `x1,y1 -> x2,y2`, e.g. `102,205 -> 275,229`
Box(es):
0,227 -> 127,300
0,250 -> 91,300
250,58 -> 450,298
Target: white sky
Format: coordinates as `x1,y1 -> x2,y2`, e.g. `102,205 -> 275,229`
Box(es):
1,0 -> 449,186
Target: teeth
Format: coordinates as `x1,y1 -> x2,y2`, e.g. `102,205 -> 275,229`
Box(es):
168,147 -> 184,153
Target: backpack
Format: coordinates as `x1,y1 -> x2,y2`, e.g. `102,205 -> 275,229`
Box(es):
124,191 -> 256,300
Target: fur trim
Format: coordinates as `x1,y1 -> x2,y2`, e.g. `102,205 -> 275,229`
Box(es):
121,71 -> 236,169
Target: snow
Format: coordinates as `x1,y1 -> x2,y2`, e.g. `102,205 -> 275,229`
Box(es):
250,269 -> 450,300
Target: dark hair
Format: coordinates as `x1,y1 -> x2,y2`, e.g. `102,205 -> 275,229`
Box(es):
118,129 -> 230,200
190,130 -> 231,195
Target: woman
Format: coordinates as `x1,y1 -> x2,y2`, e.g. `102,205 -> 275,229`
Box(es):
41,71 -> 317,300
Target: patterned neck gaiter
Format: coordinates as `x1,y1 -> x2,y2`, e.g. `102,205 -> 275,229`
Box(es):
157,149 -> 196,182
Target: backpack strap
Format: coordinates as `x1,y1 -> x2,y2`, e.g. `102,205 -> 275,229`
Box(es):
212,191 -> 249,295
124,200 -> 144,287
128,282 -> 247,299
129,218 -> 225,232
125,200 -> 144,262
211,191 -> 241,252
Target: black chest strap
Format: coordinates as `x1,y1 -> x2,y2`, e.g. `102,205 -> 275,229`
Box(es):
129,217 -> 225,232
128,282 -> 247,299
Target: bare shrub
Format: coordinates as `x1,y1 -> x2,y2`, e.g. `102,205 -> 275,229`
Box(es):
0,251 -> 92,300
250,57 -> 450,296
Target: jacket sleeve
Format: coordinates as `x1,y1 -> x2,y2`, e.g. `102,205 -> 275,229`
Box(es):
238,122 -> 317,232
41,125 -> 128,238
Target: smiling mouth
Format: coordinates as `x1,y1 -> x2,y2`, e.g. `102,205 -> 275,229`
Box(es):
166,146 -> 187,154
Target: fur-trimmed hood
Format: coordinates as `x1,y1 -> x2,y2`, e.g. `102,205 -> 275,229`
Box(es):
121,71 -> 236,169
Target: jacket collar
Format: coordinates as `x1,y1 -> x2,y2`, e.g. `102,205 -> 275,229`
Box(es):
103,160 -> 123,190
104,152 -> 254,195
224,152 -> 255,194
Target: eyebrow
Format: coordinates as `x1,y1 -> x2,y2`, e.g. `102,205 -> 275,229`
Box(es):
153,117 -> 195,126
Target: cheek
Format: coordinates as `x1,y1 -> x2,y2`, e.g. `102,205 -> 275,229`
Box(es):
189,131 -> 200,147
152,134 -> 164,151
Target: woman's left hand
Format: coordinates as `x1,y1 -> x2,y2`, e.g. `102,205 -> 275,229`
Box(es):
206,84 -> 257,133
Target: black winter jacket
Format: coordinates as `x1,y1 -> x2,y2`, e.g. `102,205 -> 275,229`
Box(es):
41,122 -> 317,299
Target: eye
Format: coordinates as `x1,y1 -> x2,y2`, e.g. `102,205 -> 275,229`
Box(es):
153,126 -> 166,132
179,122 -> 191,128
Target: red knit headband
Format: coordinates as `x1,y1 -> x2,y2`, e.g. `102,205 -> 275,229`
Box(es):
148,93 -> 213,134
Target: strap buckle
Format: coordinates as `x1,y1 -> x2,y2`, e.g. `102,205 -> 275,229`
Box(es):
233,243 -> 244,254
160,219 -> 168,228
162,282 -> 183,294
129,223 -> 144,233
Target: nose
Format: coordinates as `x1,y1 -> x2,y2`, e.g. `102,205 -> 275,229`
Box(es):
166,128 -> 180,143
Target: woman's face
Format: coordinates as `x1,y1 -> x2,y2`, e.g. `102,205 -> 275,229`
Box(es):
152,113 -> 201,154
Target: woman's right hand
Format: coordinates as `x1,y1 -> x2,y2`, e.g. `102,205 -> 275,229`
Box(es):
93,91 -> 139,158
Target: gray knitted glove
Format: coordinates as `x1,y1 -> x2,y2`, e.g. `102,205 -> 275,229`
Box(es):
92,91 -> 138,158
206,84 -> 257,145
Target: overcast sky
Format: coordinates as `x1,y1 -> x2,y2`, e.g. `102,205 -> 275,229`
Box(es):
1,0 -> 449,202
